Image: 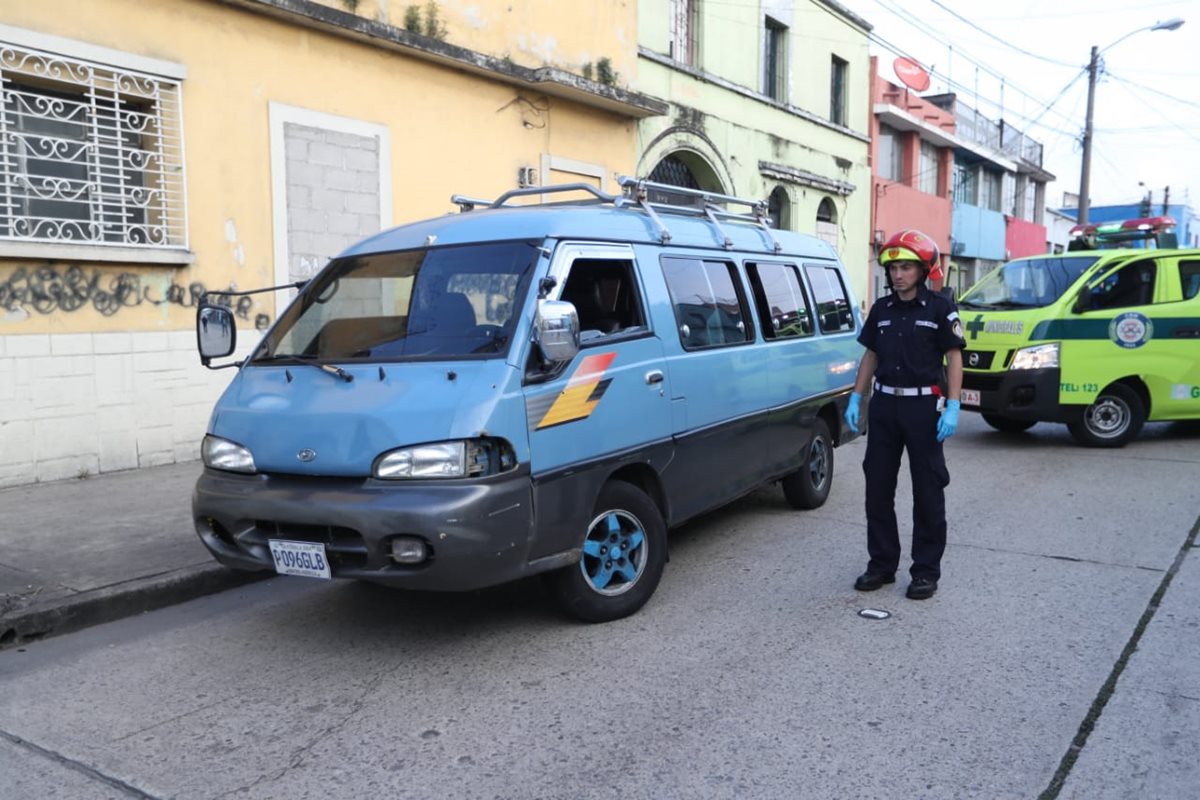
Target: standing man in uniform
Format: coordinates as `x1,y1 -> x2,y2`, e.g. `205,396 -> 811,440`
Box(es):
843,230 -> 966,600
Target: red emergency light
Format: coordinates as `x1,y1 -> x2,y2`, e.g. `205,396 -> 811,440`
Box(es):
1067,215 -> 1178,250
1068,215 -> 1176,237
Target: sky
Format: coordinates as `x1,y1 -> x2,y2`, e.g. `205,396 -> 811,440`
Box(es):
831,0 -> 1200,213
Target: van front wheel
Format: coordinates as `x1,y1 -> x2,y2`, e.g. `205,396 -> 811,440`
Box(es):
1067,383 -> 1145,447
782,418 -> 833,510
545,482 -> 667,623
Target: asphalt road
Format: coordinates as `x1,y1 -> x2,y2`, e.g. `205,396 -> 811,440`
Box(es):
2,414 -> 1198,800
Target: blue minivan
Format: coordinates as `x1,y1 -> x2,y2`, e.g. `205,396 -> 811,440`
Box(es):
193,178 -> 862,621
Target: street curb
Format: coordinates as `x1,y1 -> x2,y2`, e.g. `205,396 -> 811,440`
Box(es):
0,564 -> 269,650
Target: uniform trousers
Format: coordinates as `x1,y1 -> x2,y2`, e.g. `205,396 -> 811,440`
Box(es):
862,391 -> 950,580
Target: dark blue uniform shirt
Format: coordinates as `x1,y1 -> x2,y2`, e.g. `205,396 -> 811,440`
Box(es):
857,287 -> 966,388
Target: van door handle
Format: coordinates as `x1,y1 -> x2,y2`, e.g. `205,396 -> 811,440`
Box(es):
645,370 -> 664,385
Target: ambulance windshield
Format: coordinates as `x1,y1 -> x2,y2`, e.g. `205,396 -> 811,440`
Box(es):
256,241 -> 537,362
959,256 -> 1099,309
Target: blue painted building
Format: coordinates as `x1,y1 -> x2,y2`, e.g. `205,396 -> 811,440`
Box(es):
1057,203 -> 1200,248
925,94 -> 1053,295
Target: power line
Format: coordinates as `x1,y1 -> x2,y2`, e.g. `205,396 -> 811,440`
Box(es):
866,0 -> 1084,132
1105,72 -> 1200,114
1107,78 -> 1200,146
867,29 -> 1081,138
925,0 -> 1079,67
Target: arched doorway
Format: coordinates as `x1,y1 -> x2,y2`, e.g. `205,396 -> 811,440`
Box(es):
768,186 -> 791,230
648,154 -> 701,189
815,197 -> 838,248
645,151 -> 726,205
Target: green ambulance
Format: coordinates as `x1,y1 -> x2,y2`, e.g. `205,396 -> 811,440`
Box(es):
957,219 -> 1200,447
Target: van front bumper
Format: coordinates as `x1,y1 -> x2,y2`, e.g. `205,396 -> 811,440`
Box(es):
192,467 -> 550,591
961,367 -> 1077,423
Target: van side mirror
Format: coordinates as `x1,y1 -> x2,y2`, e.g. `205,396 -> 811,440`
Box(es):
197,304 -> 237,365
535,299 -> 579,363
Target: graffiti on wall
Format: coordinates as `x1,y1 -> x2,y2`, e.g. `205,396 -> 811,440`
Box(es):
0,264 -> 271,330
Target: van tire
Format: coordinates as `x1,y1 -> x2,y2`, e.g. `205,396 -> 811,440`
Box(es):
782,418 -> 833,510
545,481 -> 667,623
1067,383 -> 1145,447
982,413 -> 1036,433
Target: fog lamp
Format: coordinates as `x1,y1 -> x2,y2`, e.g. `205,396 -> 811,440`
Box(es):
390,537 -> 429,564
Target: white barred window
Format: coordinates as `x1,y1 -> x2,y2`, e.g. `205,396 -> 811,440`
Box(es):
0,42 -> 186,250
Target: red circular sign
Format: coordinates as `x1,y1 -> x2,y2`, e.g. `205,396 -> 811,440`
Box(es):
894,57 -> 931,92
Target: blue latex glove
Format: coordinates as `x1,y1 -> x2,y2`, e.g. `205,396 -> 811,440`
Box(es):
937,399 -> 961,442
844,392 -> 862,433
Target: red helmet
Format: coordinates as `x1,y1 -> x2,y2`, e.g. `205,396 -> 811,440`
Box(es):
879,229 -> 940,271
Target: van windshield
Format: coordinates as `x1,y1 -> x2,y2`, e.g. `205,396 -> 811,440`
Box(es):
959,255 -> 1099,309
256,241 -> 537,362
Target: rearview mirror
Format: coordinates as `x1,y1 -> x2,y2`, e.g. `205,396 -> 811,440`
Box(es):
197,304 -> 236,364
534,299 -> 579,363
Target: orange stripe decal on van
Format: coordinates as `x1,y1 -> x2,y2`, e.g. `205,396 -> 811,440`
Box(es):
536,352 -> 617,429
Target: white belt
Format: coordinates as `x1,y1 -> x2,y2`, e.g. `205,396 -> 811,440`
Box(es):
874,381 -> 937,397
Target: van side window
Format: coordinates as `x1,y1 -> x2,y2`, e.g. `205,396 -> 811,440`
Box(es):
804,264 -> 854,333
746,262 -> 814,339
661,256 -> 752,349
558,258 -> 645,341
1090,260 -> 1156,310
1179,260 -> 1200,300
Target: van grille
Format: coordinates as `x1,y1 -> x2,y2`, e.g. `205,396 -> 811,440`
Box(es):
248,521 -> 369,569
963,349 -> 996,369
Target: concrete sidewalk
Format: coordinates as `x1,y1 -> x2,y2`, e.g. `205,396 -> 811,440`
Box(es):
0,461 -> 261,648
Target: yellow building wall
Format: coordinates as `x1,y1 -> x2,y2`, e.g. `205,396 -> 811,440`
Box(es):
0,0 -> 639,336
324,0 -> 638,80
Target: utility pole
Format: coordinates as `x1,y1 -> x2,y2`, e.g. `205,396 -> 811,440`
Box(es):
1163,185 -> 1170,215
1077,20 -> 1184,228
1078,45 -> 1099,226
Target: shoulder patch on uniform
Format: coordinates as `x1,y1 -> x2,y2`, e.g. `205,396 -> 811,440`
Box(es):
947,311 -> 960,322
952,319 -> 965,339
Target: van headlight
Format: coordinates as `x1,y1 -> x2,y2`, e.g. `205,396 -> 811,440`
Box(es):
202,434 -> 257,473
373,438 -> 517,480
1010,342 -> 1059,370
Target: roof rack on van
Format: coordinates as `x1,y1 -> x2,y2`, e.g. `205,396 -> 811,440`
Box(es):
450,177 -> 782,254
615,176 -> 782,253
450,183 -> 619,212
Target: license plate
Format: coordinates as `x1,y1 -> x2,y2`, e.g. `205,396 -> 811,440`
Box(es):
268,539 -> 331,579
961,388 -> 981,407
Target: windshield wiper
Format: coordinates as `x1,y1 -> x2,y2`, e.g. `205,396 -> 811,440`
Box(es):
959,300 -> 999,309
255,354 -> 353,382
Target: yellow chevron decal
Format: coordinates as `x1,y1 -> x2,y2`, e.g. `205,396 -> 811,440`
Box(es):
537,352 -> 617,429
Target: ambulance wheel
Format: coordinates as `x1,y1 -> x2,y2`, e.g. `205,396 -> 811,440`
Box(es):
782,418 -> 833,510
1067,383 -> 1145,448
982,413 -> 1036,433
545,481 -> 666,623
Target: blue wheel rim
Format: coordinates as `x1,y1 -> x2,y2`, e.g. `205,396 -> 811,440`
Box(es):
579,509 -> 646,596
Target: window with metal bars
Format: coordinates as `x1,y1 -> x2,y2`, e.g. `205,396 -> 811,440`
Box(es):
830,55 -> 847,126
763,17 -> 787,102
0,43 -> 186,250
878,124 -> 903,183
919,140 -> 940,195
670,0 -> 700,67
